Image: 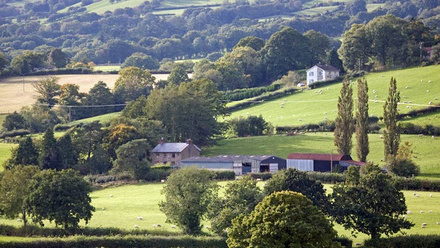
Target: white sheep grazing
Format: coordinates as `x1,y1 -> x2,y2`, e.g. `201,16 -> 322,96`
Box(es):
432,136 -> 435,139
429,210 -> 433,213
137,217 -> 143,220
109,194 -> 114,197
429,80 -> 432,83
427,90 -> 430,93
134,225 -> 139,229
405,86 -> 409,89
205,226 -> 211,229
422,223 -> 427,226
17,219 -> 22,222
429,101 -> 433,105
407,210 -> 412,214
373,90 -> 377,94
152,224 -> 157,228
435,97 -> 439,100
420,210 -> 424,213
415,193 -> 419,197
402,215 -> 406,218
171,225 -> 176,229
161,179 -> 166,183
102,207 -> 106,211
430,193 -> 433,197
437,222 -> 439,225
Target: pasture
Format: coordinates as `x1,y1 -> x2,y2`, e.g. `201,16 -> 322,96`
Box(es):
0,143 -> 16,169
203,133 -> 440,178
0,182 -> 439,245
227,65 -> 440,127
0,73 -> 170,113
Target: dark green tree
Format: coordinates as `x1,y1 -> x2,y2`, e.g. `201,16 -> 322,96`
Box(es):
69,121 -> 103,162
334,77 -> 354,156
227,191 -> 339,248
208,176 -> 263,235
88,144 -> 112,174
338,24 -> 369,72
33,77 -> 61,108
264,168 -> 330,214
57,134 -> 77,169
13,137 -> 39,166
227,115 -> 268,137
121,52 -> 159,69
387,142 -> 420,177
356,78 -> 369,162
327,48 -> 343,71
234,36 -> 264,51
304,30 -> 330,66
0,51 -> 9,75
111,139 -> 151,180
383,77 -> 400,161
85,81 -> 115,117
159,167 -> 218,235
26,169 -> 94,230
0,166 -> 40,226
331,163 -> 413,242
47,48 -> 69,68
39,128 -> 60,170
113,66 -> 155,102
167,64 -> 189,85
2,111 -> 27,131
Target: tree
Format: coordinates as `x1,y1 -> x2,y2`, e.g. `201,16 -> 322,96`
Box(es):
234,36 -> 264,51
69,121 -> 103,162
47,48 -> 69,68
227,115 -> 268,137
383,77 -> 400,161
345,0 -> 366,15
57,134 -> 77,169
39,128 -> 60,170
26,169 -> 94,230
338,24 -> 369,72
111,139 -> 151,180
327,48 -> 343,71
263,168 -> 330,214
12,137 -> 39,166
85,81 -> 115,117
208,176 -> 263,235
304,30 -> 330,66
167,64 -> 189,85
0,166 -> 40,226
387,142 -> 420,177
121,52 -> 159,69
227,191 -> 339,248
146,79 -> 225,145
0,51 -> 9,74
159,167 -> 218,235
331,163 -> 413,242
2,111 -> 27,131
356,78 -> 369,162
103,123 -> 139,159
33,77 -> 60,108
262,27 -> 311,82
113,67 -> 155,102
334,77 -> 354,156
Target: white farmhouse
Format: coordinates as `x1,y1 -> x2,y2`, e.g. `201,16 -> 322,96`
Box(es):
306,64 -> 340,86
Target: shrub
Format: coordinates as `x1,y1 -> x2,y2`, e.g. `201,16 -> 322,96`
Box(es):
0,129 -> 31,138
387,158 -> 420,178
393,177 -> 440,191
213,171 -> 235,180
248,172 -> 272,181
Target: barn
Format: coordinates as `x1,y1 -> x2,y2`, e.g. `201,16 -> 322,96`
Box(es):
181,155 -> 286,175
287,153 -> 364,172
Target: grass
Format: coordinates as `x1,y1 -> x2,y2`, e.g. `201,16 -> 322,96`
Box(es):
294,6 -> 338,16
399,111 -> 440,126
93,65 -> 120,72
203,133 -> 440,178
69,112 -> 123,126
0,143 -> 17,171
0,182 -> 439,245
227,65 -> 440,127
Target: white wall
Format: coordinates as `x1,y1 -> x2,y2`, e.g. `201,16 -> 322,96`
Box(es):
287,159 -> 314,171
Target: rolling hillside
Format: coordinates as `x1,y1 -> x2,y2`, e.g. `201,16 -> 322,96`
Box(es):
227,65 -> 440,127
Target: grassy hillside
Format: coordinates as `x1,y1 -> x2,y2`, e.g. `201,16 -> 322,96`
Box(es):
203,133 -> 440,178
0,143 -> 16,170
1,182 -> 439,245
227,65 -> 440,127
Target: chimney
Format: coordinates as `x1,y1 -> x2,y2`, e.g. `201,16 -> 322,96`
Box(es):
186,138 -> 192,145
158,138 -> 164,145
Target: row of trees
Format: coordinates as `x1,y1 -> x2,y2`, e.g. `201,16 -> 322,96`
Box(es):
160,166 -> 412,245
334,76 -> 419,177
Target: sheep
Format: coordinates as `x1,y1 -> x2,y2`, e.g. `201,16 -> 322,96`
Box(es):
429,101 -> 433,105
418,134 -> 423,137
432,136 -> 435,139
256,178 -> 262,181
379,135 -> 384,139
414,155 -> 418,158
102,207 -> 106,211
17,219 -> 22,222
429,80 -> 432,83
137,217 -> 143,220
430,193 -> 433,197
109,194 -> 114,197
427,90 -> 430,93
429,210 -> 433,213
414,193 -> 419,197
161,179 -> 166,183
422,223 -> 427,226
437,222 -> 439,225
205,226 -> 211,229
402,215 -> 406,218
152,224 -> 157,228
373,90 -> 377,94
134,225 -> 139,229
157,224 -> 162,227
405,86 -> 409,89
435,97 -> 439,100
407,210 -> 412,214
171,225 -> 176,229
420,210 -> 424,213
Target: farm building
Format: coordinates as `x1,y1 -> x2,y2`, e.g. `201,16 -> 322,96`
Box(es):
181,155 -> 286,175
287,153 -> 365,172
306,63 -> 340,86
152,139 -> 201,167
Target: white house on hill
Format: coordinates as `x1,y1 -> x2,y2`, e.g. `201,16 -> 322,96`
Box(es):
306,64 -> 340,86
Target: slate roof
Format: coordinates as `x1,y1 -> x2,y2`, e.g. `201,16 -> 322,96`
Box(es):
307,64 -> 339,71
182,155 -> 276,163
152,143 -> 201,153
287,153 -> 351,161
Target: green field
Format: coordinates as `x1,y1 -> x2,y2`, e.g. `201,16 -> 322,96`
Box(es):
400,111 -> 440,126
93,65 -> 121,72
227,65 -> 440,127
203,133 -> 440,178
69,112 -> 122,126
1,182 -> 439,245
0,143 -> 16,170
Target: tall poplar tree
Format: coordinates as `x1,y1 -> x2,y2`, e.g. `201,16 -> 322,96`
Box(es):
334,77 -> 354,155
356,78 -> 369,162
383,77 -> 400,161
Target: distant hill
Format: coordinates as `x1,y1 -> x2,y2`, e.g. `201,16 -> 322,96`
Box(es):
227,65 -> 440,127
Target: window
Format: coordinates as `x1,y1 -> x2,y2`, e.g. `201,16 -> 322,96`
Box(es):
309,72 -> 314,76
172,153 -> 176,158
318,71 -> 323,76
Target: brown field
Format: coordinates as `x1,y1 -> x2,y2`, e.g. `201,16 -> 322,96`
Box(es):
0,74 -> 170,113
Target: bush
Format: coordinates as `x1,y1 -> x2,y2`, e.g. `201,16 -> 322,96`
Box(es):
393,177 -> 440,191
400,122 -> 440,136
143,168 -> 173,182
227,115 -> 269,137
362,235 -> 440,248
248,172 -> 273,181
213,171 -> 235,180
227,87 -> 297,112
387,158 -> 420,178
335,236 -> 353,248
222,84 -> 281,102
307,171 -> 346,183
54,124 -> 73,131
0,129 -> 31,138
